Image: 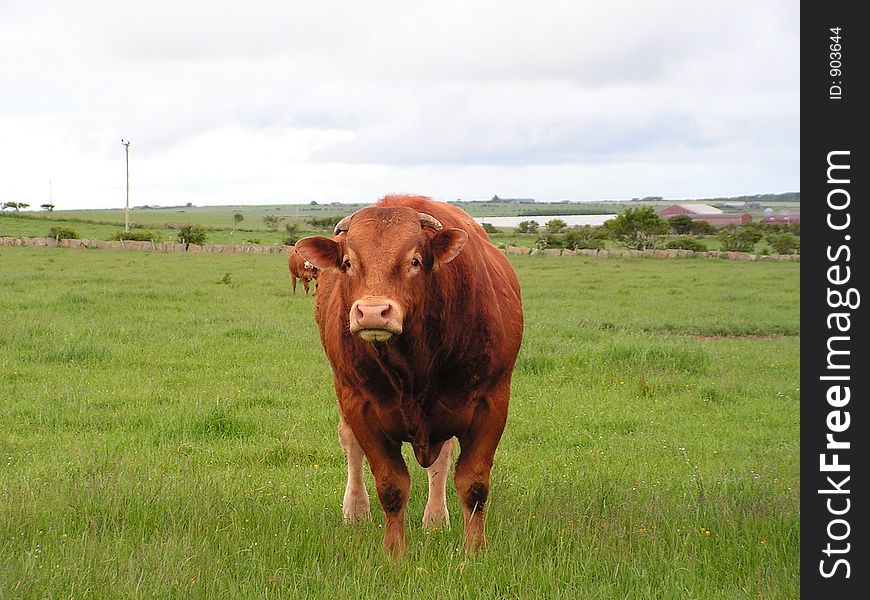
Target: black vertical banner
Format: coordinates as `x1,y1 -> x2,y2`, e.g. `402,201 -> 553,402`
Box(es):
802,3 -> 868,597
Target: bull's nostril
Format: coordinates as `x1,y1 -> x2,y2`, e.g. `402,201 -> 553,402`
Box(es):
380,305 -> 392,319
355,305 -> 365,322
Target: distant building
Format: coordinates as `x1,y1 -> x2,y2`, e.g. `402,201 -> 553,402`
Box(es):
761,214 -> 800,224
490,195 -> 536,204
659,203 -> 724,217
658,204 -> 750,227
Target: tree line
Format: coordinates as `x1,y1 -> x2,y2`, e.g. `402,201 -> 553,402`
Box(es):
485,207 -> 800,255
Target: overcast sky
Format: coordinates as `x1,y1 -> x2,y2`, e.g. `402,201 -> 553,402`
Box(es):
0,0 -> 799,210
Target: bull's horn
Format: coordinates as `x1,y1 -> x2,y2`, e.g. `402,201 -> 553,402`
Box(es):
418,213 -> 443,231
333,213 -> 355,236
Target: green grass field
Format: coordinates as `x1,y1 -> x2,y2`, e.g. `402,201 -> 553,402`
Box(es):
0,247 -> 799,598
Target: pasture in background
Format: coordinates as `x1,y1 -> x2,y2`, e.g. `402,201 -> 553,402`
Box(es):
0,248 -> 799,598
1,193 -> 800,254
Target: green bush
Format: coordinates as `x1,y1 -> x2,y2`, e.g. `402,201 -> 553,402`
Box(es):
305,216 -> 343,230
108,230 -> 163,242
177,224 -> 208,245
689,220 -> 717,235
263,215 -> 284,230
766,232 -> 800,255
282,234 -> 301,246
535,233 -> 565,249
481,222 -> 499,234
667,215 -> 693,234
48,226 -> 80,240
515,220 -> 539,234
545,218 -> 568,233
563,226 -> 607,250
718,226 -> 763,252
664,237 -> 707,252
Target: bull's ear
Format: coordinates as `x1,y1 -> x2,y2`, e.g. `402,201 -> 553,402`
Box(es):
430,228 -> 468,266
295,236 -> 342,270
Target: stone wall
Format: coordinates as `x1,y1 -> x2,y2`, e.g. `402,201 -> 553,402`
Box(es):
501,242 -> 799,261
0,236 -> 293,255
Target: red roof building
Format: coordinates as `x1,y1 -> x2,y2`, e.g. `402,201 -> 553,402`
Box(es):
658,204 -> 751,227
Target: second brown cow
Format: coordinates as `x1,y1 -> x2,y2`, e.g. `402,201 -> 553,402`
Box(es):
295,195 -> 523,556
288,246 -> 318,295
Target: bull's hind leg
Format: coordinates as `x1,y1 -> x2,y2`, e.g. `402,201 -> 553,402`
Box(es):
422,437 -> 454,529
291,275 -> 298,295
302,278 -> 310,295
454,386 -> 509,551
338,416 -> 370,521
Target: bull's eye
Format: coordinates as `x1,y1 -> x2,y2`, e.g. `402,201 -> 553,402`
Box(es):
342,258 -> 352,271
410,257 -> 421,268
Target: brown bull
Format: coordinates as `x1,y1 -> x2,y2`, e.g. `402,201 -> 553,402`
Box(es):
288,246 -> 318,295
295,195 -> 523,556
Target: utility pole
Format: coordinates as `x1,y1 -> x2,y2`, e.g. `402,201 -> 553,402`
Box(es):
121,139 -> 131,232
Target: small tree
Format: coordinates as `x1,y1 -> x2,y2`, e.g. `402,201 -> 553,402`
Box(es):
16,203 -> 29,211
603,207 -> 668,250
481,222 -> 499,234
718,226 -> 763,252
177,224 -> 208,246
231,212 -> 244,235
546,218 -> 568,233
667,214 -> 693,234
515,220 -> 539,234
283,222 -> 302,245
41,203 -> 55,212
263,214 -> 283,230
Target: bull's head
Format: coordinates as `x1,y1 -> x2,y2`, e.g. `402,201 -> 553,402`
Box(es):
295,206 -> 467,343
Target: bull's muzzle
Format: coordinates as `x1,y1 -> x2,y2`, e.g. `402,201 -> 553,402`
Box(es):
350,300 -> 403,343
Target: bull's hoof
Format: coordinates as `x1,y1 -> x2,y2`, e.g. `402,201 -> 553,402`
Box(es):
463,524 -> 487,552
383,532 -> 408,559
342,492 -> 371,522
422,506 -> 450,530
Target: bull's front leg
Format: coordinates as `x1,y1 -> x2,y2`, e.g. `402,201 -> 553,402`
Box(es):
423,437 -> 454,529
454,388 -> 509,551
338,415 -> 370,521
343,412 -> 410,557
